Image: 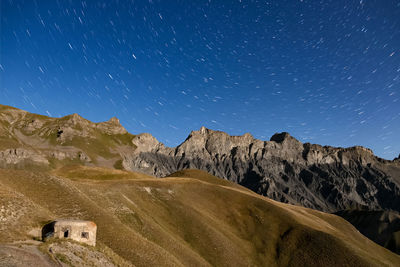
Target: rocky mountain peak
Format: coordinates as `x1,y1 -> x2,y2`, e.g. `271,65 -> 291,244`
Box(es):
123,126 -> 400,214
190,127 -> 254,140
131,133 -> 163,152
62,113 -> 89,126
181,127 -> 256,153
189,126 -> 223,137
2,105 -> 400,217
270,132 -> 297,143
107,117 -> 121,125
71,113 -> 81,118
269,132 -> 303,153
96,117 -> 127,135
183,127 -> 221,147
200,126 -> 207,135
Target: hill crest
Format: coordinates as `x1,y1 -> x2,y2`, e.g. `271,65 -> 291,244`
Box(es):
1,104 -> 399,214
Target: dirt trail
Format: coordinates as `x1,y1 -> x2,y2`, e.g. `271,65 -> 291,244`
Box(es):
0,243 -> 57,267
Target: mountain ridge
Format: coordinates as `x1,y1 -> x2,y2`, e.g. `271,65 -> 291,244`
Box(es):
1,104 -> 400,213
123,125 -> 400,213
1,104 -> 400,262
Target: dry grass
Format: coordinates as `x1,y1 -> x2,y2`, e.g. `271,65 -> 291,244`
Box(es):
167,169 -> 251,191
0,166 -> 399,266
0,104 -> 136,166
53,165 -> 154,181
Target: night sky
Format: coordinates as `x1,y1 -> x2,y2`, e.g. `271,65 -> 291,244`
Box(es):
1,0 -> 399,159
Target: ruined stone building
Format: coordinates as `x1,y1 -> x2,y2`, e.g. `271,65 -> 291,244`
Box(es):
42,219 -> 97,246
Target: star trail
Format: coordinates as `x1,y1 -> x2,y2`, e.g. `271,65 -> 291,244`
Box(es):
1,0 -> 399,159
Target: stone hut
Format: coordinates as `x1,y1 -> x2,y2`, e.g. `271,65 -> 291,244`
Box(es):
42,219 -> 97,246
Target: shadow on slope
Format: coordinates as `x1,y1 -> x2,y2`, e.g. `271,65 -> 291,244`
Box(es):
0,166 -> 399,266
335,209 -> 400,255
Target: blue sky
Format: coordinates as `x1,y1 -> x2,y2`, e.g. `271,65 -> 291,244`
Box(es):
1,0 -> 399,159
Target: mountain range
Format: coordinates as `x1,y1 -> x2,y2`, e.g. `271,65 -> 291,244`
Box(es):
2,104 -> 399,213
0,104 -> 399,265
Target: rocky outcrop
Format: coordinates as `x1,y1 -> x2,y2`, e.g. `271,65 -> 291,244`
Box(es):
0,104 -> 132,168
0,148 -> 91,167
1,104 -> 399,213
123,127 -> 400,213
0,148 -> 49,166
96,117 -> 127,135
48,150 -> 91,162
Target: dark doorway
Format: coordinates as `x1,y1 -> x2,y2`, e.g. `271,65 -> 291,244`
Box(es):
64,230 -> 69,238
41,221 -> 55,241
81,232 -> 89,239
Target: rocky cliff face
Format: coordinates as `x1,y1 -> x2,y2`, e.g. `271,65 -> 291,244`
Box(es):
1,105 -> 399,213
334,210 -> 400,255
123,127 -> 400,212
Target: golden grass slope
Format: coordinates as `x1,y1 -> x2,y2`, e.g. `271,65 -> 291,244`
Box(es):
0,166 -> 399,266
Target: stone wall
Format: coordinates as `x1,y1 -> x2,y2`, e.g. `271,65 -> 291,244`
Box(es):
44,220 -> 97,246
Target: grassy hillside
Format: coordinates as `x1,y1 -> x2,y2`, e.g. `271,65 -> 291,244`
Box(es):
0,166 -> 399,266
167,169 -> 249,190
0,104 -> 136,169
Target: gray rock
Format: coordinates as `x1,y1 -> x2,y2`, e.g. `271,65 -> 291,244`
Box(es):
335,209 -> 400,255
1,104 -> 399,214
123,127 -> 400,212
0,148 -> 49,166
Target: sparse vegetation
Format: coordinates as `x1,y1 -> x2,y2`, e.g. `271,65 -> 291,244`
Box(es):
1,104 -> 400,266
113,159 -> 124,170
55,252 -> 70,264
0,104 -> 136,168
0,166 -> 399,266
